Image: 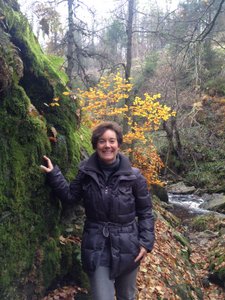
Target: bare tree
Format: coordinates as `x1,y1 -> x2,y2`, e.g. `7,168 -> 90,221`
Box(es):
66,0 -> 75,89
123,0 -> 135,134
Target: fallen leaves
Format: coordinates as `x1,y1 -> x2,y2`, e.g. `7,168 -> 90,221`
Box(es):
136,202 -> 225,300
43,202 -> 225,300
42,286 -> 87,300
59,235 -> 81,246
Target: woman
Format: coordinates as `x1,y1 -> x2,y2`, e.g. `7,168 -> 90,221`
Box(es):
40,121 -> 155,300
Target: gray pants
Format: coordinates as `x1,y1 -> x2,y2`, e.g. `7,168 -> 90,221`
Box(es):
89,266 -> 138,300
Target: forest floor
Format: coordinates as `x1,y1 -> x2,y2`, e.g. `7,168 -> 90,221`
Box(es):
136,219 -> 225,300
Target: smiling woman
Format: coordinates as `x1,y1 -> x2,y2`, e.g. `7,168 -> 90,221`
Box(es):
91,123 -> 122,164
96,130 -> 119,164
40,121 -> 155,300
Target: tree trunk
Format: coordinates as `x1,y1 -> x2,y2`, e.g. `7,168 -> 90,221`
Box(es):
123,0 -> 135,134
66,0 -> 75,89
163,117 -> 184,174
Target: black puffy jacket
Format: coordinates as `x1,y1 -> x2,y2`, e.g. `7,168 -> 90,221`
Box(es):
47,152 -> 155,278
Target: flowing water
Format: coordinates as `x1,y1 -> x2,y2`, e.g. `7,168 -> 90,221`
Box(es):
168,193 -> 211,219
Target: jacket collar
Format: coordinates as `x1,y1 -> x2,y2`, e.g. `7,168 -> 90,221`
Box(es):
79,152 -> 133,175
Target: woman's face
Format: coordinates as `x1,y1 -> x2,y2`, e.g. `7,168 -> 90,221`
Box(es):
96,129 -> 119,164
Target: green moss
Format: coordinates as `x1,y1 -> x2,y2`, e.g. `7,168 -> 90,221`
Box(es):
0,112 -> 59,293
190,216 -> 209,231
205,77 -> 225,96
185,161 -> 225,191
71,248 -> 89,290
218,267 -> 225,279
153,197 -> 180,228
0,1 -> 93,298
173,232 -> 191,258
190,214 -> 221,232
209,251 -> 225,286
59,243 -> 89,289
47,55 -> 69,86
170,284 -> 203,300
66,125 -> 92,179
4,84 -> 30,117
42,238 -> 61,286
60,243 -> 74,276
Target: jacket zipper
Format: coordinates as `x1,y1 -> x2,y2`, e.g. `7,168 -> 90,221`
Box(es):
105,186 -> 109,194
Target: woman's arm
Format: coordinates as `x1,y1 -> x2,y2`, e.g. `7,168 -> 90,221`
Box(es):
133,172 -> 155,252
40,156 -> 83,204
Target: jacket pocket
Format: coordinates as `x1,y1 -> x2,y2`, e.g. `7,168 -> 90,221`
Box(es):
118,185 -> 135,214
118,184 -> 132,195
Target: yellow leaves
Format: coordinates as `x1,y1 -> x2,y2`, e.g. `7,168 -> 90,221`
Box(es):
131,146 -> 164,186
140,266 -> 148,273
80,74 -> 173,126
49,102 -> 60,107
77,73 -> 133,121
53,97 -> 60,101
47,90 -> 77,108
49,95 -> 61,107
62,91 -> 71,96
130,94 -> 175,131
76,72 -> 176,185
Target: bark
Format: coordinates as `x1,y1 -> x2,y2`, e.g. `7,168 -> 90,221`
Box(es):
66,0 -> 75,89
123,0 -> 135,134
163,117 -> 184,174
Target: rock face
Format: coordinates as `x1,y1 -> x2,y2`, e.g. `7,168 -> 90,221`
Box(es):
188,214 -> 225,290
167,181 -> 196,194
151,183 -> 169,202
200,193 -> 225,213
0,1 -> 91,298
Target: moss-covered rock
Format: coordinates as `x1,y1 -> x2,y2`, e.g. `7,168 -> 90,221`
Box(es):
208,236 -> 225,288
170,284 -> 203,300
189,214 -> 224,232
153,197 -> 181,228
0,1 -> 92,298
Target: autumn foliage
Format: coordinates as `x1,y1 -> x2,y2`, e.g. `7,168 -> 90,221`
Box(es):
77,73 -> 175,185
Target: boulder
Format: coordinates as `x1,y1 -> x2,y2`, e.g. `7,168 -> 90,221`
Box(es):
200,193 -> 225,213
150,184 -> 169,203
167,182 -> 196,194
208,233 -> 225,288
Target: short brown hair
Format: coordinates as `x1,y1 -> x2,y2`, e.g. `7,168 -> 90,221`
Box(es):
91,121 -> 123,149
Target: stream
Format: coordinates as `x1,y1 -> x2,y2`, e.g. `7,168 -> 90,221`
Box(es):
168,193 -> 211,219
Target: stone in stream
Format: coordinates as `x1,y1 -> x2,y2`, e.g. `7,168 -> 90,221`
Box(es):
150,184 -> 169,203
200,193 -> 225,213
167,182 -> 196,194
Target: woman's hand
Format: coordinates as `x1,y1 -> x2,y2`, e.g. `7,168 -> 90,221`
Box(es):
40,155 -> 54,173
134,246 -> 147,263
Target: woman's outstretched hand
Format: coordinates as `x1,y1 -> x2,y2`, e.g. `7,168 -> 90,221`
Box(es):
40,155 -> 54,173
134,246 -> 147,263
